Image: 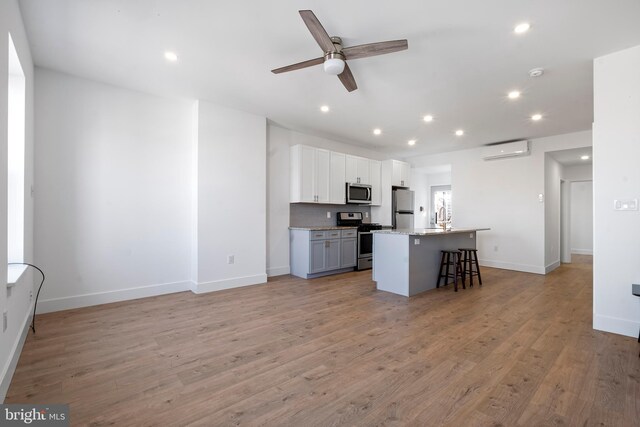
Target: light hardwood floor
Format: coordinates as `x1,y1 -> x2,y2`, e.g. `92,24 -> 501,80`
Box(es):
6,256 -> 640,426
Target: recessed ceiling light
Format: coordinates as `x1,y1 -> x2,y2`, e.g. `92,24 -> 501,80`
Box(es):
514,22 -> 531,34
373,128 -> 382,136
408,140 -> 416,146
423,115 -> 434,122
581,155 -> 590,160
531,113 -> 543,121
164,51 -> 178,62
455,130 -> 464,136
320,105 -> 330,113
508,90 -> 521,99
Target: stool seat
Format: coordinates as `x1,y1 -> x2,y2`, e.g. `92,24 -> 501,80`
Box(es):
437,250 -> 465,292
459,248 -> 482,288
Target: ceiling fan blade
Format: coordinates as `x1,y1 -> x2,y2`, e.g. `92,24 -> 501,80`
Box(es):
299,10 -> 336,53
338,63 -> 357,92
271,57 -> 324,74
342,39 -> 408,60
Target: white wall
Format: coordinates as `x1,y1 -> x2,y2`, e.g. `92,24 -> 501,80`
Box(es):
0,0 -> 35,402
407,130 -> 592,274
593,44 -> 640,337
563,164 -> 592,181
34,69 -> 194,312
544,155 -> 563,272
266,123 -> 385,276
570,181 -> 593,255
194,101 -> 267,291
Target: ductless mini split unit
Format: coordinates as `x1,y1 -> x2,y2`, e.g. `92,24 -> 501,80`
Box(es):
481,140 -> 530,161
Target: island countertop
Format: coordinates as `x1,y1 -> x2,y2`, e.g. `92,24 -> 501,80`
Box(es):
374,227 -> 490,236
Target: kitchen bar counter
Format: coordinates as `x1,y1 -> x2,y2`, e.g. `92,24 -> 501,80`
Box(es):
373,228 -> 489,297
289,226 -> 358,231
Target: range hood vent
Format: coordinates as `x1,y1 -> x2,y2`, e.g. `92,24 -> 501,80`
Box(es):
482,140 -> 530,161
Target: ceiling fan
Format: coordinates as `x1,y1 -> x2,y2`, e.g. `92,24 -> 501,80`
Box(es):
272,10 -> 408,92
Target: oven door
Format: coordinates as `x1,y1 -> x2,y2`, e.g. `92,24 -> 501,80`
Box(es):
357,231 -> 374,270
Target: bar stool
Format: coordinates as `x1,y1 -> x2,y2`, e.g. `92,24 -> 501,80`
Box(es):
459,248 -> 482,288
437,250 -> 465,292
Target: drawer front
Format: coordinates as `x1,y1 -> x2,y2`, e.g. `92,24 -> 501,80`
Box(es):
309,231 -> 327,240
341,229 -> 357,238
325,230 -> 342,239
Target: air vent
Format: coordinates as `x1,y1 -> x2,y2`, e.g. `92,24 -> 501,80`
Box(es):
482,140 -> 530,161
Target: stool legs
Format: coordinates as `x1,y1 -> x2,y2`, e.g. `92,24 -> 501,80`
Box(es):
437,250 -> 465,291
437,251 -> 446,288
473,250 -> 482,286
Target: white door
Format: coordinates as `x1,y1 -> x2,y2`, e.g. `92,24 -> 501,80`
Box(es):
315,149 -> 331,203
392,160 -> 403,186
345,155 -> 358,183
357,157 -> 370,184
329,152 -> 346,204
370,160 -> 381,206
300,146 -> 316,202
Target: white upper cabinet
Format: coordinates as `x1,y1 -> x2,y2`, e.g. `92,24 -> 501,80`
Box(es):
329,152 -> 346,204
370,160 -> 381,206
290,145 -> 345,204
391,160 -> 411,188
291,145 -> 382,205
345,155 -> 370,184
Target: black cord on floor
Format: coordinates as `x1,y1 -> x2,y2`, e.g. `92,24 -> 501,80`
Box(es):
8,262 -> 45,333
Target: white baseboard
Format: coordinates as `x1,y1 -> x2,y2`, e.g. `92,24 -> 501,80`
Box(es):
191,274 -> 267,294
479,259 -> 545,275
594,313 -> 639,338
267,266 -> 290,277
37,280 -> 191,314
545,260 -> 561,274
1,302 -> 33,403
571,249 -> 593,255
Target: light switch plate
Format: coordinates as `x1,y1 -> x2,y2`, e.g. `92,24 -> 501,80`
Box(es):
614,199 -> 638,211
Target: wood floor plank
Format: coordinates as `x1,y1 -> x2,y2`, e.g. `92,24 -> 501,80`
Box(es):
6,256 -> 640,426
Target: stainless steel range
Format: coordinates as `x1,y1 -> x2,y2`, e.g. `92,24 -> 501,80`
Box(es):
337,212 -> 382,271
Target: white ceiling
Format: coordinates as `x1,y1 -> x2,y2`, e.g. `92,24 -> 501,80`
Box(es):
19,1 -> 640,157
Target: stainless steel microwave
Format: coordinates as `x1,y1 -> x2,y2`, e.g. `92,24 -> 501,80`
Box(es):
346,183 -> 372,204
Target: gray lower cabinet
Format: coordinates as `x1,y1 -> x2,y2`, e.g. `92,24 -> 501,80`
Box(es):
341,238 -> 357,268
290,229 -> 358,279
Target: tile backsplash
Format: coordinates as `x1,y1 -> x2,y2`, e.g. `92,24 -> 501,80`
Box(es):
290,204 -> 372,227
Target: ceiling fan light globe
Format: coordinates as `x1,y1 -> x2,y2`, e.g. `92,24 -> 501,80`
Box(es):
324,58 -> 345,75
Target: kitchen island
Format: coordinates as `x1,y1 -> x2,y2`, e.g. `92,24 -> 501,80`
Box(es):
373,228 -> 489,297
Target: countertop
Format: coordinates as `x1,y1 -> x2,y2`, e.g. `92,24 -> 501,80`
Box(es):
289,226 -> 358,231
374,227 -> 490,236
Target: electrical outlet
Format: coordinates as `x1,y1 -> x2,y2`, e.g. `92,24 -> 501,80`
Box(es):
327,211 -> 331,219
365,212 -> 369,218
494,245 -> 499,252
3,311 -> 7,332
414,238 -> 420,245
227,255 -> 235,265
469,233 -> 474,238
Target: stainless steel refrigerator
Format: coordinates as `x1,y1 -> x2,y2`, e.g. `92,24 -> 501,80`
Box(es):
392,188 -> 414,229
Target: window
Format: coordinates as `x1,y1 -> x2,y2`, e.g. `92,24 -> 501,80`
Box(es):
7,33 -> 25,264
431,185 -> 452,225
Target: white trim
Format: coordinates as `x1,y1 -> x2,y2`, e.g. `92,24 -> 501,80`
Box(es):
478,259 -> 545,275
594,313 -> 639,338
267,266 -> 290,277
37,281 -> 191,314
1,301 -> 32,402
571,249 -> 593,255
545,260 -> 561,274
192,274 -> 267,294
